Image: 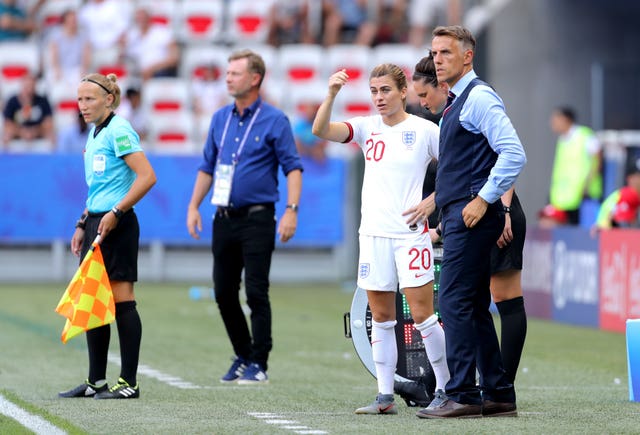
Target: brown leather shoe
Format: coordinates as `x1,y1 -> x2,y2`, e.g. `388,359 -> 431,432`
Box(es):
416,398 -> 482,419
482,400 -> 517,417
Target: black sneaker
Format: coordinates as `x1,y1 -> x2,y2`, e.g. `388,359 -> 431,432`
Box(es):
58,380 -> 108,398
394,379 -> 434,407
94,377 -> 139,399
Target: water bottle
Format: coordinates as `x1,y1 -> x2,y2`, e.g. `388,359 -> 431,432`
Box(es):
188,286 -> 215,301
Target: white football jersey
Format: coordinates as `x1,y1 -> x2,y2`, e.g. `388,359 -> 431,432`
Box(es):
346,114 -> 439,238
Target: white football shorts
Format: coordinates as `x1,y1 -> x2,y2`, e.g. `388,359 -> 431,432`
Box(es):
357,232 -> 435,292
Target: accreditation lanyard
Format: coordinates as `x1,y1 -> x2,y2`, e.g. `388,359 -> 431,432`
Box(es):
211,105 -> 262,206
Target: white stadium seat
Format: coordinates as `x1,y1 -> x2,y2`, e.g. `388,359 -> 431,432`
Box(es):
326,44 -> 372,85
277,44 -> 326,85
141,77 -> 191,117
0,41 -> 40,98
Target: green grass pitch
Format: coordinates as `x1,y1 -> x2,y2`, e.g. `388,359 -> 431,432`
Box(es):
0,282 -> 637,434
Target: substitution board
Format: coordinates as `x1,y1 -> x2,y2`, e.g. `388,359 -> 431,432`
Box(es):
343,246 -> 442,383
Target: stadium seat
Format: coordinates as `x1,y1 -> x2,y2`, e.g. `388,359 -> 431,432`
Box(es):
326,44 -> 372,85
180,45 -> 229,81
332,83 -> 374,120
277,44 -> 326,85
48,82 -> 80,131
177,0 -> 224,44
232,43 -> 277,82
226,0 -> 273,44
136,0 -> 177,29
194,113 -> 212,149
371,43 -> 424,81
0,41 -> 40,97
36,0 -> 82,37
141,78 -> 191,118
91,47 -> 129,85
280,81 -> 327,118
146,111 -> 197,155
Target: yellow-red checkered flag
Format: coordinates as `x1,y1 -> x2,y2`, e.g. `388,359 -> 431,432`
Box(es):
55,235 -> 115,343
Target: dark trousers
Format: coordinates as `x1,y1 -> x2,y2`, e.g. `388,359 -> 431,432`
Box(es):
439,198 -> 515,405
212,208 -> 276,370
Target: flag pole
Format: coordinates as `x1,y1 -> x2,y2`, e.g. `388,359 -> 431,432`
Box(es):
91,233 -> 102,248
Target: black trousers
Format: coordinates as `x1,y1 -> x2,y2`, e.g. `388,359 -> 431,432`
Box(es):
439,198 -> 515,405
211,208 -> 276,370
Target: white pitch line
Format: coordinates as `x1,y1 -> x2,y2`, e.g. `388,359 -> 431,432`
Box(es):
249,412 -> 328,434
0,394 -> 66,435
107,353 -> 204,389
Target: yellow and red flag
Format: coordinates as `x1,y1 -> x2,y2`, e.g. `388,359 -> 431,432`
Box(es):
55,236 -> 115,343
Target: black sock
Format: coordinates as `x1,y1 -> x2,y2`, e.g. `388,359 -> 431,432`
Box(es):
496,296 -> 527,384
87,324 -> 110,385
115,301 -> 142,386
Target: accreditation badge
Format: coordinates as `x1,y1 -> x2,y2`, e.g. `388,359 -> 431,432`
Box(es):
211,163 -> 234,206
93,154 -> 106,175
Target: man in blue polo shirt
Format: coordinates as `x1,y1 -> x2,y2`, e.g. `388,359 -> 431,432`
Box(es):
417,26 -> 526,419
186,49 -> 303,385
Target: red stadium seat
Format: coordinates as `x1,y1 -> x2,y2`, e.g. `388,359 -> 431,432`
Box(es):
177,0 -> 224,43
226,0 -> 272,44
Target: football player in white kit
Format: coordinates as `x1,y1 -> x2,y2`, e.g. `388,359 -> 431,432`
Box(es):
312,64 -> 449,415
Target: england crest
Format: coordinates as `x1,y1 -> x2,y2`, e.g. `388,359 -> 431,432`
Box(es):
359,263 -> 370,279
402,131 -> 416,149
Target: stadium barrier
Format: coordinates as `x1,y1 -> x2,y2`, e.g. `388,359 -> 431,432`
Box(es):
523,226 -> 640,333
0,153 -> 360,283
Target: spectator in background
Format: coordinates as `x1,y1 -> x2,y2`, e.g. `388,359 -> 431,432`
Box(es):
117,86 -> 147,141
2,74 -> 54,150
323,0 -> 378,46
549,106 -> 603,225
78,0 -> 131,51
0,0 -> 35,41
293,99 -> 327,163
122,5 -> 180,81
375,0 -> 409,44
537,204 -> 568,229
592,157 -> 640,232
45,9 -> 91,88
56,111 -> 89,154
407,0 -> 459,47
267,0 -> 314,46
191,63 -> 229,120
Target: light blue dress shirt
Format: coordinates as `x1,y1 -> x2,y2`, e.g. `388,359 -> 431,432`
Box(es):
449,70 -> 527,203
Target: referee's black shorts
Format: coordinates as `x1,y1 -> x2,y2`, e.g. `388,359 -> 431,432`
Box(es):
82,209 -> 140,282
490,192 -> 526,274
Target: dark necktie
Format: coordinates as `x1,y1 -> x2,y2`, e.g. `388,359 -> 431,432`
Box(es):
442,91 -> 455,117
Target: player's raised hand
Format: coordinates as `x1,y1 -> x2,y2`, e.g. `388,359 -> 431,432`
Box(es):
328,69 -> 349,97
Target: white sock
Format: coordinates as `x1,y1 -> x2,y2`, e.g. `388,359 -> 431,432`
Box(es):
414,314 -> 450,392
371,319 -> 397,395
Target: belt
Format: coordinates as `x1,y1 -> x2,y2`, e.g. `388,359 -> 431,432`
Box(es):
216,203 -> 274,218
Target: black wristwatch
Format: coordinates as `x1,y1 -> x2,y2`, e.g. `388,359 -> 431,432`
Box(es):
503,205 -> 511,214
111,207 -> 124,220
286,204 -> 299,212
75,213 -> 88,230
